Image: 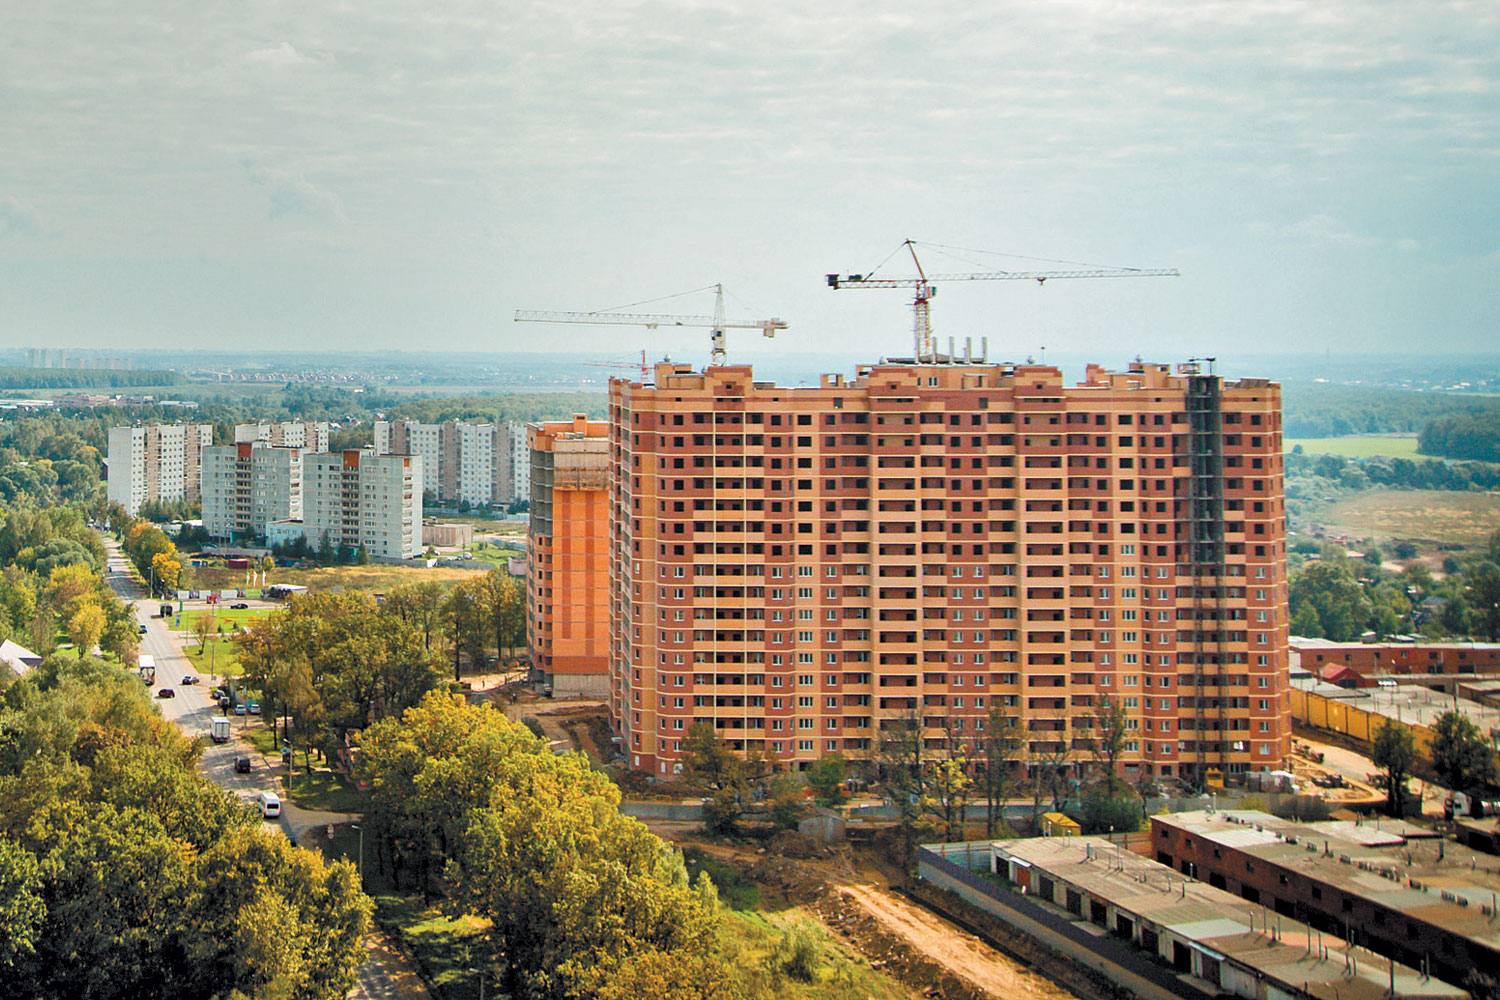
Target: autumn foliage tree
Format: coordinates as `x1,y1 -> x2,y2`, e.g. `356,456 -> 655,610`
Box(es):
361,694 -> 729,1000
0,656 -> 370,998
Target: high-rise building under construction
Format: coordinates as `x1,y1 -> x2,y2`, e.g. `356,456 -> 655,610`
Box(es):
607,358 -> 1289,785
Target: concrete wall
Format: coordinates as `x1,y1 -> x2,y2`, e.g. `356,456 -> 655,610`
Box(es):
551,673 -> 610,698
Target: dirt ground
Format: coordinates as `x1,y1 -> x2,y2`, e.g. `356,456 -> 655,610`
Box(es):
826,884 -> 1081,1000
663,830 -> 1085,1000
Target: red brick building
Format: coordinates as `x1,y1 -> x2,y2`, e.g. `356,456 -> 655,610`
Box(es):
528,416 -> 611,697
608,358 -> 1289,781
1293,638 -> 1500,679
1153,809 -> 1500,987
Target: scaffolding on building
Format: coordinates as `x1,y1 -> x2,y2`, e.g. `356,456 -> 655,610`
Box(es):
1184,362 -> 1228,789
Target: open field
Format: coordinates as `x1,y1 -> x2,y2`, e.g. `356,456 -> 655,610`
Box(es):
1286,435 -> 1420,458
1315,489 -> 1500,546
189,562 -> 485,594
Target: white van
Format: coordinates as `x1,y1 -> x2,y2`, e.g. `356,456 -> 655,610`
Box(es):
256,791 -> 281,819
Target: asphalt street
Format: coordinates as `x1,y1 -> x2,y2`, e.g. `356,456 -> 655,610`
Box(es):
100,538 -> 429,998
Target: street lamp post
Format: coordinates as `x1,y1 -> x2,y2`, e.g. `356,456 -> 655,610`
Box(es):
349,823 -> 364,889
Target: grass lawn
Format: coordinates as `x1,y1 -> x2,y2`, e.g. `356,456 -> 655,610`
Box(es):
1285,435 -> 1420,458
178,635 -> 242,679
287,767 -> 367,813
1318,489 -> 1500,547
371,893 -> 490,1000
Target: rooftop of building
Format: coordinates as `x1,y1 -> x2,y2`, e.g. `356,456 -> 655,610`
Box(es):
1156,810 -> 1500,949
632,358 -> 1282,396
978,835 -> 1464,1000
1291,637 -> 1500,652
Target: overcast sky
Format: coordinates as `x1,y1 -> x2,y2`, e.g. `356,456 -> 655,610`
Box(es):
2,0 -> 1496,367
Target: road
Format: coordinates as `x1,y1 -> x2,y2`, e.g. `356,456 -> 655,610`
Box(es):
102,538 -> 430,999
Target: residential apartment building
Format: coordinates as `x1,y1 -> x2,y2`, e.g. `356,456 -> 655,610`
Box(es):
528,415 -> 610,696
234,420 -> 330,452
201,442 -> 302,540
106,423 -> 214,515
608,359 -> 1289,780
374,419 -> 519,508
302,451 -> 422,560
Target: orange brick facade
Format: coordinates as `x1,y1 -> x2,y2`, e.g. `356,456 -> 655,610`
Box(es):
608,360 -> 1290,781
528,416 -> 611,697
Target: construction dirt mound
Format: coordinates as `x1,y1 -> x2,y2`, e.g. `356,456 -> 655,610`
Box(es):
816,888 -> 995,1000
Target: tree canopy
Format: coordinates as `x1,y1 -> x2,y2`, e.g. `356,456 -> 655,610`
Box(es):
360,694 -> 729,1000
0,655 -> 370,999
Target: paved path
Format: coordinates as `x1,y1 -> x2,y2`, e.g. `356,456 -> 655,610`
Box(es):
102,535 -> 431,999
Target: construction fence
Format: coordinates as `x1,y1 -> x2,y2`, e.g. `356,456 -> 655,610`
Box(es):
1290,687 -> 1436,759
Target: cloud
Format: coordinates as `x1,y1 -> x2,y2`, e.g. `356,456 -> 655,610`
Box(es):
0,196 -> 41,236
1252,214 -> 1419,251
244,165 -> 346,222
244,41 -> 317,69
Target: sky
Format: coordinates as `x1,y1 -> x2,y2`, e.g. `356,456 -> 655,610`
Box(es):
1,0 -> 1497,369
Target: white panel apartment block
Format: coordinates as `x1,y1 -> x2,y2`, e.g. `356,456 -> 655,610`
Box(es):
106,422 -> 213,516
201,443 -> 302,540
302,451 -> 421,560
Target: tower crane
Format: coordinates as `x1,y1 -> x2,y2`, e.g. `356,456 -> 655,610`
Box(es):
827,240 -> 1179,362
515,284 -> 786,367
583,351 -> 651,381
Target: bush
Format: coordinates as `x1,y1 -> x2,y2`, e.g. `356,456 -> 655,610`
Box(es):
1079,792 -> 1144,834
769,921 -> 822,983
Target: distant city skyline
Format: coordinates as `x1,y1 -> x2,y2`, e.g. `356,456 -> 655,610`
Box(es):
2,1 -> 1496,358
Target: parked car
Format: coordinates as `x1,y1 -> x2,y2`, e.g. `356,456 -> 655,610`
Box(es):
233,702 -> 247,716
234,756 -> 252,774
246,700 -> 260,713
157,688 -> 175,699
209,687 -> 224,700
180,675 -> 199,685
219,696 -> 232,709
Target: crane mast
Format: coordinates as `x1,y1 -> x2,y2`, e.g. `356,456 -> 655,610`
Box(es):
515,284 -> 786,367
828,240 -> 1179,362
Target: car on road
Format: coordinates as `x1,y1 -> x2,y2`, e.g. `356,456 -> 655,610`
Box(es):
233,702 -> 247,716
138,623 -> 148,634
181,675 -> 199,685
255,791 -> 281,819
230,602 -> 249,610
157,688 -> 176,699
234,756 -> 252,773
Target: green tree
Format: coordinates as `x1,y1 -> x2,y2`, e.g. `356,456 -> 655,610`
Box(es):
1471,563 -> 1500,642
362,693 -> 728,1000
386,580 -> 447,651
444,577 -> 491,680
805,753 -> 848,807
1290,560 -> 1373,642
1430,710 -> 1498,796
0,837 -> 45,970
979,706 -> 1022,838
681,722 -> 769,835
1372,718 -> 1416,816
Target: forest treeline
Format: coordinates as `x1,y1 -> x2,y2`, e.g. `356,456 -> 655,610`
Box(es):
1418,414 -> 1500,463
0,368 -> 185,389
1283,383 -> 1500,438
